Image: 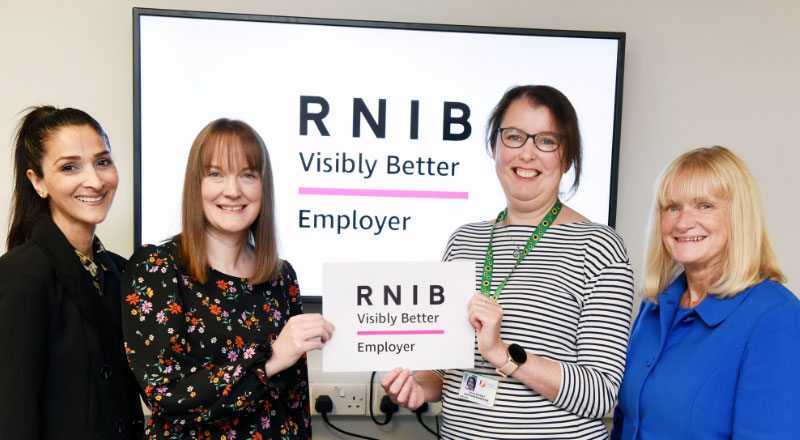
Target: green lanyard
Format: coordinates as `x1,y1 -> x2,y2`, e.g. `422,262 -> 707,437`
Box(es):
480,200 -> 562,301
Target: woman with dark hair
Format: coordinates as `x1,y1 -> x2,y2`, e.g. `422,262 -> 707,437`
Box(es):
0,106 -> 144,439
122,118 -> 334,439
382,85 -> 634,439
611,146 -> 800,439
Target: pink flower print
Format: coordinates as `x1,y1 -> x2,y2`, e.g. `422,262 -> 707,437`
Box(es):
272,310 -> 282,321
233,365 -> 243,377
243,347 -> 256,359
229,286 -> 237,293
261,415 -> 270,429
156,310 -> 167,324
141,301 -> 153,314
228,350 -> 238,362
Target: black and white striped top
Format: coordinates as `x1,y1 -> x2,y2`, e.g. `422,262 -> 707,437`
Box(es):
434,221 -> 634,439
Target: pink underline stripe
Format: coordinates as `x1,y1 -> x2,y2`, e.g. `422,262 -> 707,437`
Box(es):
299,187 -> 468,200
358,330 -> 445,336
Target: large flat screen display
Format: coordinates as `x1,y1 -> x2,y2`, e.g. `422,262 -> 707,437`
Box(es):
134,9 -> 625,300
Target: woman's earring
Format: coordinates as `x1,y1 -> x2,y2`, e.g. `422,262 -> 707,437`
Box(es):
38,190 -> 47,199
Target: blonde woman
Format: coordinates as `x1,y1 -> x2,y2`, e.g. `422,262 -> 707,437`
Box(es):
611,146 -> 800,439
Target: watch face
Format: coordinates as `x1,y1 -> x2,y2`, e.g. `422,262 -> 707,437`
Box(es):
508,343 -> 527,364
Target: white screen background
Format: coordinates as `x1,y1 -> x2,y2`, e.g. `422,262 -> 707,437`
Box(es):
138,16 -> 621,296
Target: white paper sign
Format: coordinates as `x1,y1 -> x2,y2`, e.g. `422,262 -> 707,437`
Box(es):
322,261 -> 475,372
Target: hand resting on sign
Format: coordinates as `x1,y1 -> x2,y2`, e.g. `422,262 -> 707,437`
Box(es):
266,313 -> 335,377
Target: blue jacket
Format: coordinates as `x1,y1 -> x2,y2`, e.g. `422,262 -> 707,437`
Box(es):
611,274 -> 800,439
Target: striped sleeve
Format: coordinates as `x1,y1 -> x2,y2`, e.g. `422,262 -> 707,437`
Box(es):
555,260 -> 634,418
436,221 -> 635,439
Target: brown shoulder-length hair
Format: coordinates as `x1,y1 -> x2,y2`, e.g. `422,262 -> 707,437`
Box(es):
177,118 -> 279,284
643,146 -> 785,300
486,85 -> 582,193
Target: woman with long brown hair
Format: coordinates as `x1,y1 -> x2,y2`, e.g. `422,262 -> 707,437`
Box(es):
122,118 -> 333,439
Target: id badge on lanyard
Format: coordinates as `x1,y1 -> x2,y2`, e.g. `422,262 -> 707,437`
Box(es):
464,202 -> 561,407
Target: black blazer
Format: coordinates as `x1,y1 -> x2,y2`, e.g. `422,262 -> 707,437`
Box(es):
0,217 -> 144,439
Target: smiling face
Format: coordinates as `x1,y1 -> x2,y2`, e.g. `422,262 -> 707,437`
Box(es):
201,149 -> 262,242
494,99 -> 565,215
660,182 -> 729,275
27,124 -> 118,240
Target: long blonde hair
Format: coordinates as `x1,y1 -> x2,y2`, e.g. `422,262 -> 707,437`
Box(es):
643,146 -> 784,300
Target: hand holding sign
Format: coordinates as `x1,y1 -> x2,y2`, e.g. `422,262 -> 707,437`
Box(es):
266,313 -> 335,377
467,292 -> 506,368
380,368 -> 428,411
322,262 -> 475,372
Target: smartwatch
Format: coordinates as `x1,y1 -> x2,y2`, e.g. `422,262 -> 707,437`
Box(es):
495,343 -> 527,377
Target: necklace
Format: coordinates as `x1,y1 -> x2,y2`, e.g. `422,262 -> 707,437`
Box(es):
503,226 -> 522,258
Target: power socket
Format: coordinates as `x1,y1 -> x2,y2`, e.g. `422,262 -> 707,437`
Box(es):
371,385 -> 441,416
310,383 -> 367,416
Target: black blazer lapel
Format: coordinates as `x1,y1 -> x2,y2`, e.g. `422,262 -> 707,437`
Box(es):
96,249 -> 126,335
30,218 -> 125,361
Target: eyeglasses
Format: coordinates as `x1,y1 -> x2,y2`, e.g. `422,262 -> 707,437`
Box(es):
498,128 -> 561,152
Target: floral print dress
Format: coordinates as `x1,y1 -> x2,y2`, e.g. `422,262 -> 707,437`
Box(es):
121,240 -> 310,440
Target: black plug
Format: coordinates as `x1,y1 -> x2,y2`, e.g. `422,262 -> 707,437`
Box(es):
413,402 -> 429,415
317,394 -> 381,440
315,395 -> 334,414
380,395 -> 399,416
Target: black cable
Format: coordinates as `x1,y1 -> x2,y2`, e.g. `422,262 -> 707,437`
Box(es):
413,403 -> 439,438
369,371 -> 397,425
316,395 -> 380,440
320,412 -> 380,440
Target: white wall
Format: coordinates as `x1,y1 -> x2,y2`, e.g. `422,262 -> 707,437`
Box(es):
2,1 -> 799,438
